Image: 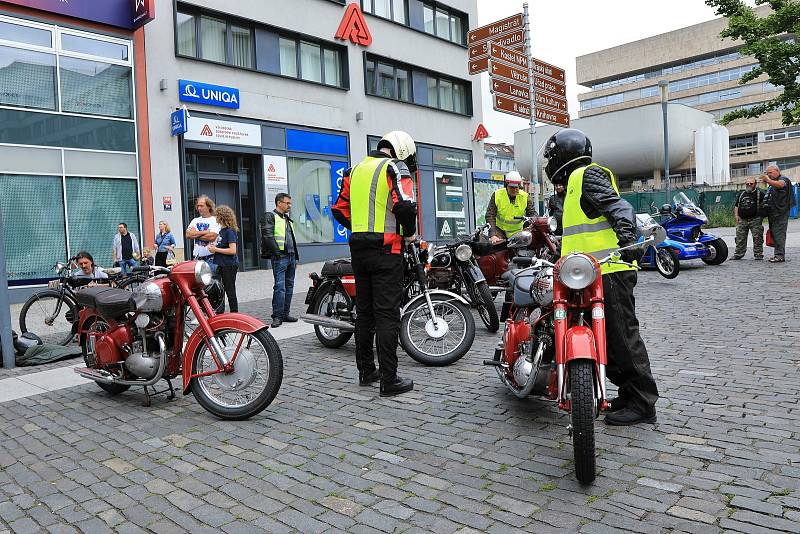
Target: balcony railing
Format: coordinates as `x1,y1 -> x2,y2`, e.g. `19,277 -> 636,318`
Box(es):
729,145 -> 759,157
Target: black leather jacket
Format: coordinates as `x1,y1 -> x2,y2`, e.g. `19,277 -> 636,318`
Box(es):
576,165 -> 638,246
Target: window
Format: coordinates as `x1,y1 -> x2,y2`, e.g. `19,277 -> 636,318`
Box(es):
61,34 -> 128,61
764,126 -> 800,141
0,19 -> 51,48
59,57 -> 132,119
422,2 -> 466,44
439,78 -> 453,111
200,15 -> 226,63
176,12 -> 196,56
300,41 -> 321,83
324,49 -> 341,87
0,45 -> 56,110
279,37 -> 297,77
362,0 -> 406,23
230,24 -> 252,68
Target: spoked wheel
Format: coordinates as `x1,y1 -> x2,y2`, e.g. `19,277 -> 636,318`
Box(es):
190,328 -> 283,420
80,318 -> 130,395
654,248 -> 680,279
701,238 -> 728,265
569,359 -> 596,484
400,294 -> 475,366
473,281 -> 499,332
311,286 -> 353,348
19,290 -> 78,346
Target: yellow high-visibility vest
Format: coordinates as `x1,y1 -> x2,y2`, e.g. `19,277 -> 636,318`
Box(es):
494,188 -> 528,237
350,156 -> 398,234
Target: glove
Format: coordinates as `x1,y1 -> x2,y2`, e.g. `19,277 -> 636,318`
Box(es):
619,243 -> 643,264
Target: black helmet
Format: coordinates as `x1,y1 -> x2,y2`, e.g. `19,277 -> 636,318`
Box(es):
660,203 -> 672,215
543,129 -> 592,184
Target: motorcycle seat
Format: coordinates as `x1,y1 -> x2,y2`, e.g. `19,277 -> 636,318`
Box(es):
321,259 -> 353,277
74,287 -> 136,318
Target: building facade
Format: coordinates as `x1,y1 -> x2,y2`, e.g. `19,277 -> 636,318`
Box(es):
145,0 -> 482,266
483,142 -> 515,172
575,6 -> 799,190
0,0 -> 154,300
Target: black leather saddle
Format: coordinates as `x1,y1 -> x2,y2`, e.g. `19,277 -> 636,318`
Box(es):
321,259 -> 353,277
74,287 -> 136,318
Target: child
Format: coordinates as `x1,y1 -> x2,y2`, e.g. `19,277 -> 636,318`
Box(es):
140,247 -> 155,266
208,205 -> 239,313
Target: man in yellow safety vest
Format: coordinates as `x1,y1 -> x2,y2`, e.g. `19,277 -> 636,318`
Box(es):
332,131 -> 418,397
486,171 -> 538,243
260,193 -> 300,328
543,128 -> 659,426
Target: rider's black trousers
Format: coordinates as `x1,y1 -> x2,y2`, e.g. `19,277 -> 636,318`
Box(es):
351,249 -> 404,381
602,271 -> 659,412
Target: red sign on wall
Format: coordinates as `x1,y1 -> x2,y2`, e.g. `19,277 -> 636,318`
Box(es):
473,124 -> 490,141
335,3 -> 372,47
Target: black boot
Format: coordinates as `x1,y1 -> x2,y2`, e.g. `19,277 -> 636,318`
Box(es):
604,405 -> 656,426
380,376 -> 413,397
358,370 -> 380,386
607,396 -> 628,413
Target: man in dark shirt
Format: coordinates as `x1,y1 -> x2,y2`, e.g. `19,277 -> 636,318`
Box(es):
260,194 -> 300,327
732,178 -> 765,260
761,165 -> 794,262
113,222 -> 140,275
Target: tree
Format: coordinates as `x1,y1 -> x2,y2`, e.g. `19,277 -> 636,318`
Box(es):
705,0 -> 800,125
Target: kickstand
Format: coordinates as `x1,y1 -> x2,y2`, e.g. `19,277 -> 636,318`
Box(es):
142,385 -> 152,407
165,378 -> 176,401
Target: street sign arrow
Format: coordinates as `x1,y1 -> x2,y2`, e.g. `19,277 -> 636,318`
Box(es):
532,58 -> 566,83
534,75 -> 566,97
491,78 -> 530,102
489,42 -> 528,70
494,95 -> 531,119
534,90 -> 568,113
490,60 -> 529,85
467,14 -> 523,46
535,107 -> 570,127
469,37 -> 523,60
469,56 -> 489,74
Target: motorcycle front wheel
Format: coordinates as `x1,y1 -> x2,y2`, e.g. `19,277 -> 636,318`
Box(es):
400,294 -> 475,366
701,238 -> 728,265
570,359 -> 596,484
190,328 -> 283,420
472,281 -> 499,333
311,285 -> 353,348
654,248 -> 680,279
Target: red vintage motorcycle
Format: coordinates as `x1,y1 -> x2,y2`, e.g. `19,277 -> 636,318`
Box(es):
73,261 -> 283,420
486,227 -> 663,484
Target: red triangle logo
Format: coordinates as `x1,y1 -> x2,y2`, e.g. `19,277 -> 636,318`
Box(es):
335,3 -> 372,47
200,124 -> 213,136
268,163 -> 276,172
473,123 -> 490,141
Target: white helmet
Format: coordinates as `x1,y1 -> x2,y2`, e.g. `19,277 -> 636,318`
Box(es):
378,131 -> 417,170
504,171 -> 523,186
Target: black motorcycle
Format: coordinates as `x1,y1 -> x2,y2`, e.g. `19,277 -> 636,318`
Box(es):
427,229 -> 500,333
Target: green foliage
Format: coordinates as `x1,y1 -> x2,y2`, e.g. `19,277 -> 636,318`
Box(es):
705,205 -> 738,227
705,0 -> 800,125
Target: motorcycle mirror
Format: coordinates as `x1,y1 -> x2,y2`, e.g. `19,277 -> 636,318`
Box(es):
652,226 -> 666,244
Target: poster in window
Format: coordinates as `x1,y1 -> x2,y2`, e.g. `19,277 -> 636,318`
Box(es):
263,155 -> 288,205
330,161 -> 350,243
434,171 -> 466,239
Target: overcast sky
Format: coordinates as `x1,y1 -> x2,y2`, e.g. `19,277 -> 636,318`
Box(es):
476,0 -> 748,145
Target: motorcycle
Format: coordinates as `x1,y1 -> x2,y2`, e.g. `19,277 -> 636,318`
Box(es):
485,227 -> 665,484
73,261 -> 283,420
427,232 -> 500,333
636,214 -> 680,279
302,241 -> 476,366
653,192 -> 728,266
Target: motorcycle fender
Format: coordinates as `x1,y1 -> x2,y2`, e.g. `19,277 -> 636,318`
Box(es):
77,309 -> 111,336
305,280 -> 334,312
182,313 -> 268,393
697,232 -> 718,244
564,326 -> 598,363
463,262 -> 486,284
401,290 -> 470,315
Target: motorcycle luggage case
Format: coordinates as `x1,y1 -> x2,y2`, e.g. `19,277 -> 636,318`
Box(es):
321,259 -> 353,277
74,287 -> 136,318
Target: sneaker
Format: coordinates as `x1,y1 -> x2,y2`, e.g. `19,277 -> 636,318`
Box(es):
271,318 -> 282,328
283,316 -> 299,323
731,255 -> 743,260
604,406 -> 657,426
380,376 -> 414,397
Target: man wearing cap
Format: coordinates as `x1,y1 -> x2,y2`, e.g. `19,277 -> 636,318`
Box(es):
487,171 -> 538,243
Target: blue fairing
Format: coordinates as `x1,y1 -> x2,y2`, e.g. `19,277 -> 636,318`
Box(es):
657,213 -> 718,261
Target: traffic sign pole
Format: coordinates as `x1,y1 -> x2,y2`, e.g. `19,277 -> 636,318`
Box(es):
523,3 -> 542,214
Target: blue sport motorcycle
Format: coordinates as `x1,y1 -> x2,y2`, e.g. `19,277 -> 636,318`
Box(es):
650,192 -> 729,270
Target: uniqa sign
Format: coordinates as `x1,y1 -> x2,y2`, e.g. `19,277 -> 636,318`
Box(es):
178,80 -> 240,109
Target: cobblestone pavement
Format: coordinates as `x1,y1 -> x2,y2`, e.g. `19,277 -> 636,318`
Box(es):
1,248 -> 800,533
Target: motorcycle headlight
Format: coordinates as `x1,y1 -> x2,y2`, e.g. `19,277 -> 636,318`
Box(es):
194,261 -> 213,287
558,254 -> 597,290
548,216 -> 558,233
455,244 -> 472,262
531,267 -> 554,306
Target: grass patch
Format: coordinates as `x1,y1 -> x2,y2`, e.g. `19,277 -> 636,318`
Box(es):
338,453 -> 346,461
540,482 -> 556,492
705,206 -> 737,228
772,488 -> 792,497
587,494 -> 601,504
498,464 -> 509,473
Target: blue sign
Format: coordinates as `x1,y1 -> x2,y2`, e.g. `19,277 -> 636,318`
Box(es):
179,80 -> 240,109
170,108 -> 187,137
287,129 -> 349,156
331,161 -> 350,243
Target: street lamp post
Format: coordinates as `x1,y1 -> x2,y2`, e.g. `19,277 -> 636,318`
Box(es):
659,80 -> 670,204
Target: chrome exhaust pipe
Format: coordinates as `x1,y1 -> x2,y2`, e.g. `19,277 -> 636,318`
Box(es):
300,314 -> 355,332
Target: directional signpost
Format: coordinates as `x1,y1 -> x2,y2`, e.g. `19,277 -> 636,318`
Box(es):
468,3 -> 571,211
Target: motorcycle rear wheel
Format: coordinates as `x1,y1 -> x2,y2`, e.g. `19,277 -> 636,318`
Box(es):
701,238 -> 728,265
570,359 -> 596,484
311,286 -> 353,348
19,290 -> 78,346
80,318 -> 131,395
190,328 -> 283,420
474,281 -> 499,333
400,294 -> 475,366
654,248 -> 680,279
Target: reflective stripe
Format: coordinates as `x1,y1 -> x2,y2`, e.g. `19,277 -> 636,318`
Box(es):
367,159 -> 390,232
561,220 -> 612,237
